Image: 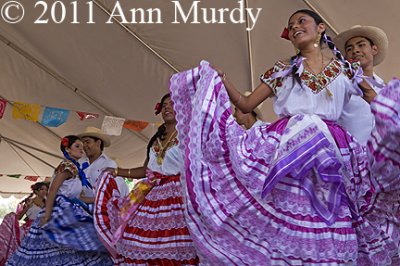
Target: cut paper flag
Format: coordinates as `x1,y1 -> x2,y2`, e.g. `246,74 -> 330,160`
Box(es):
12,102 -> 41,122
0,98 -> 7,119
7,174 -> 21,178
41,107 -> 70,127
101,116 -> 125,136
24,176 -> 39,182
76,111 -> 99,121
123,120 -> 149,132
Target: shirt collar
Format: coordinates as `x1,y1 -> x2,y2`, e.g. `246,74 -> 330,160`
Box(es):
80,152 -> 108,165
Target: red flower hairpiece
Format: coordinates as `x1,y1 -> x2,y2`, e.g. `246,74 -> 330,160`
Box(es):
154,102 -> 162,115
61,137 -> 69,148
280,27 -> 290,40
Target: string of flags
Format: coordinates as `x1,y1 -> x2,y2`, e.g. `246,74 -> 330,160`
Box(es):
1,174 -> 137,191
0,98 -> 157,135
0,174 -> 51,182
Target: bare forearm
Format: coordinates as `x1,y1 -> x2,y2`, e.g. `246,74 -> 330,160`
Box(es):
80,196 -> 94,204
43,172 -> 66,220
17,205 -> 30,220
222,77 -> 246,110
222,75 -> 273,113
43,192 -> 56,219
115,166 -> 146,179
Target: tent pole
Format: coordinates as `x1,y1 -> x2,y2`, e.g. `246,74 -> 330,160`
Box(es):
302,0 -> 339,35
244,0 -> 255,91
0,34 -> 149,143
4,140 -> 55,172
0,135 -> 63,160
92,0 -> 180,73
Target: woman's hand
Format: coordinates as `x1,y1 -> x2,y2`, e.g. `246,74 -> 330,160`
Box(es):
103,167 -> 117,177
39,214 -> 50,226
210,64 -> 225,78
25,198 -> 33,208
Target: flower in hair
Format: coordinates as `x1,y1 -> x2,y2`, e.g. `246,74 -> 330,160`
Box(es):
154,102 -> 162,115
61,137 -> 69,148
280,27 -> 290,40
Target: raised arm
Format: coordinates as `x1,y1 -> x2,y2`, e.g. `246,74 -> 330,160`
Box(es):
16,199 -> 33,220
215,69 -> 274,114
40,170 -> 70,226
105,158 -> 148,180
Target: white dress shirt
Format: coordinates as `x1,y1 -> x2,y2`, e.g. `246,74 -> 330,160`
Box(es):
79,153 -> 129,197
338,73 -> 384,145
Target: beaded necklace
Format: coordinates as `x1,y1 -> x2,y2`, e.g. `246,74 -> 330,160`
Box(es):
154,130 -> 177,165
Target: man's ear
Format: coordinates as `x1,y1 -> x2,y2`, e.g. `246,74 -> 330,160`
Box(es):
371,44 -> 379,56
96,139 -> 102,147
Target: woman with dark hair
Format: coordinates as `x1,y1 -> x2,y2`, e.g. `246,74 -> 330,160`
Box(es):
0,182 -> 48,265
95,94 -> 199,265
17,182 -> 48,221
169,9 -> 400,265
7,135 -> 112,265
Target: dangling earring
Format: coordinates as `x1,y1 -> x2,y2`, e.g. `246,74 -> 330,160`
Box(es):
294,47 -> 300,55
314,32 -> 321,48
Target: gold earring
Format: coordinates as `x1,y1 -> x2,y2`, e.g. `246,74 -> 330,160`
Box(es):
294,47 -> 300,55
314,33 -> 321,48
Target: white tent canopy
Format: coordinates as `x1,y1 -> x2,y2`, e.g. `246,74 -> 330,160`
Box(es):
1,0 -> 399,196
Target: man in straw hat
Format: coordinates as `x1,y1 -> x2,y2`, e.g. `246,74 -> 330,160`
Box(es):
78,127 -> 129,202
334,25 -> 388,145
234,91 -> 267,130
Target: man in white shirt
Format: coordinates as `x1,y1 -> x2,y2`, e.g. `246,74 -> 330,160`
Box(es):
334,25 -> 388,145
78,127 -> 129,202
234,91 -> 267,129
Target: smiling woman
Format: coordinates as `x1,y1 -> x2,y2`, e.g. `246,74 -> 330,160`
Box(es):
94,93 -> 199,265
0,182 -> 48,265
168,8 -> 400,265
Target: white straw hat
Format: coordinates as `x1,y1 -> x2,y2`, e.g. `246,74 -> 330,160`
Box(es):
77,127 -> 111,147
334,25 -> 388,66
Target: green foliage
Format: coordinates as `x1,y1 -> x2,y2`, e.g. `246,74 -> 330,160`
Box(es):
0,196 -> 20,221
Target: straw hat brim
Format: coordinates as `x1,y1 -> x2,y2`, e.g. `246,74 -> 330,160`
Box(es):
334,25 -> 388,66
78,127 -> 111,147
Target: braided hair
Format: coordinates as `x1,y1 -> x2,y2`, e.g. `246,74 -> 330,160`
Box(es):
146,93 -> 171,160
323,33 -> 357,77
288,9 -> 357,84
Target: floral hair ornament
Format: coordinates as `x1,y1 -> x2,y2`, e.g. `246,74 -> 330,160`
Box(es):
61,137 -> 69,148
280,27 -> 290,40
154,102 -> 162,115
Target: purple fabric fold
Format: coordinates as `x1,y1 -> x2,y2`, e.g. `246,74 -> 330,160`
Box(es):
169,61 -> 400,265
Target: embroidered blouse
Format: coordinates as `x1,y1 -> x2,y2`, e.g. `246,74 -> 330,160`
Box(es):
260,59 -> 361,122
50,160 -> 82,199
